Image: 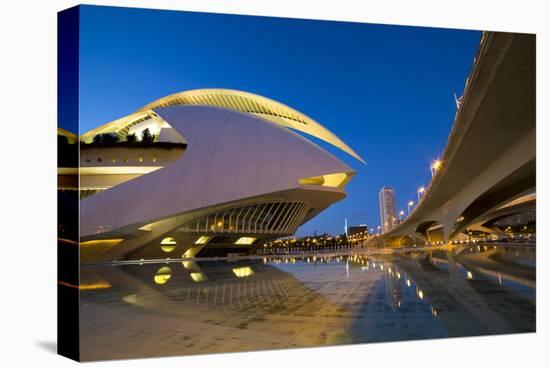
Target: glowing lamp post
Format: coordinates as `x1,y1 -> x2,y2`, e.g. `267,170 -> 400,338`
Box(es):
399,210 -> 405,221
407,200 -> 414,216
417,186 -> 425,202
430,159 -> 442,178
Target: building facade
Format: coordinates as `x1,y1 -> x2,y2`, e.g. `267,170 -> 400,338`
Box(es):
348,224 -> 369,237
379,186 -> 398,233
58,89 -> 365,263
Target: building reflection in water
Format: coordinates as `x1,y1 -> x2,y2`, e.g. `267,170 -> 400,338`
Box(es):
383,263 -> 404,309
153,266 -> 172,285
77,244 -> 535,361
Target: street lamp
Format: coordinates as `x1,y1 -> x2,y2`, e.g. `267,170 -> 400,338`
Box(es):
407,200 -> 414,215
377,225 -> 381,235
430,159 -> 442,178
417,186 -> 425,201
399,210 -> 405,221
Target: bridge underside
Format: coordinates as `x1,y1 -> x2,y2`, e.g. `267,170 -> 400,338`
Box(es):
380,32 -> 535,245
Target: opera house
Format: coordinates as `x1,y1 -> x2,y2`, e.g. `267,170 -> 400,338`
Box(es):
58,89 -> 364,263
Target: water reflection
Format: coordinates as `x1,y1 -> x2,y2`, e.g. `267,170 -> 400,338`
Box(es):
78,244 -> 535,361
153,266 -> 172,285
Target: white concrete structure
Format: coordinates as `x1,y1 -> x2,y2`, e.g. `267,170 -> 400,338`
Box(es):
70,90 -> 364,262
381,32 -> 535,245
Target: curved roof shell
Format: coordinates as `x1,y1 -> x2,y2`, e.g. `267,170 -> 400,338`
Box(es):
137,89 -> 365,163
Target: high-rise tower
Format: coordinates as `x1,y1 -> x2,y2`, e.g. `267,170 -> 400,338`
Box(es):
379,187 -> 398,233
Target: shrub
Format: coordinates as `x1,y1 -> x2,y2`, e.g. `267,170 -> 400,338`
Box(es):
126,133 -> 137,143
91,133 -> 120,144
58,134 -> 69,146
101,133 -> 120,144
141,128 -> 155,143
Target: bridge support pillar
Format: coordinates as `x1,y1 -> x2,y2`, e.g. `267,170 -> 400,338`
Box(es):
441,215 -> 459,243
446,251 -> 461,277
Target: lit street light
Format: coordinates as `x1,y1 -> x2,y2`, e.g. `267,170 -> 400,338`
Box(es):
377,225 -> 381,235
407,200 -> 414,215
417,186 -> 425,201
430,159 -> 442,178
399,210 -> 405,221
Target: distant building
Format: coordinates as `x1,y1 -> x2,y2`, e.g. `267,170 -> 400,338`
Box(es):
379,187 -> 398,233
348,224 -> 368,237
492,212 -> 536,228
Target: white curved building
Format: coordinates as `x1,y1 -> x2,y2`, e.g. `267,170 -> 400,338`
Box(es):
59,89 -> 364,263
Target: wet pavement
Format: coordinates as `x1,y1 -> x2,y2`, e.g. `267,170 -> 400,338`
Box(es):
77,244 -> 535,361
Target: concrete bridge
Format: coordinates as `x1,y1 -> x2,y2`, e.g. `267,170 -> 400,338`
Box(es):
466,192 -> 535,235
382,31 -> 535,245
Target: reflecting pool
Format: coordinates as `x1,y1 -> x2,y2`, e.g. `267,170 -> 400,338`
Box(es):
78,244 -> 535,361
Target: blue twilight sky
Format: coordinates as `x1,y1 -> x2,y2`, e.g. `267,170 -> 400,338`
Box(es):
76,5 -> 481,236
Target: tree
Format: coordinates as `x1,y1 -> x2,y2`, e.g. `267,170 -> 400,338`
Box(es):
126,133 -> 137,143
57,134 -> 69,146
141,128 -> 154,143
92,133 -> 119,144
101,133 -> 119,144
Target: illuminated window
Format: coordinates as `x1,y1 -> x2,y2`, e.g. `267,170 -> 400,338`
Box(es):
299,176 -> 325,185
232,267 -> 254,278
182,249 -> 193,259
80,238 -> 124,247
181,260 -> 193,269
190,272 -> 205,282
235,237 -> 256,245
195,236 -> 210,244
160,237 -> 177,252
299,172 -> 351,188
138,223 -> 152,231
153,266 -> 172,285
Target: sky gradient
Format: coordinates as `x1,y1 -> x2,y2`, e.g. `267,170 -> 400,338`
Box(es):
76,5 -> 481,236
